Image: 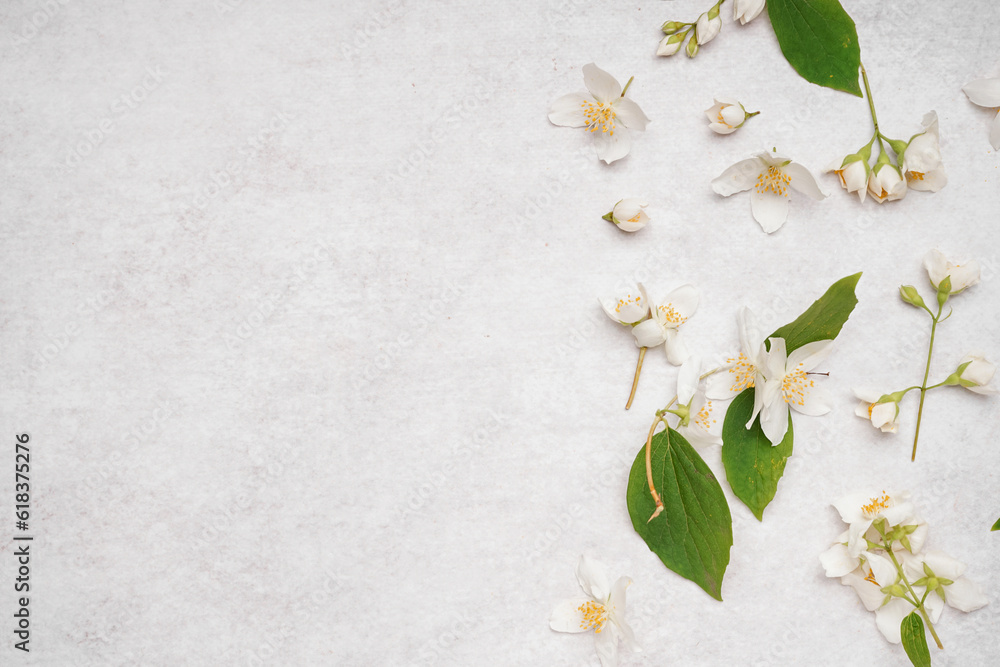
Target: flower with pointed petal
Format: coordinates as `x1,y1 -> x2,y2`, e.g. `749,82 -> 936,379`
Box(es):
923,249 -> 980,294
630,285 -> 699,365
752,337 -> 833,445
706,306 -> 768,403
733,0 -> 766,24
953,354 -> 997,395
603,199 -> 650,232
548,64 -> 651,165
900,112 -> 947,192
903,550 -> 990,613
962,77 -> 1000,150
853,389 -> 901,433
550,556 -> 639,667
711,150 -> 828,233
674,357 -> 724,447
705,98 -> 753,135
866,163 -> 907,203
599,284 -> 650,326
827,154 -> 870,202
833,490 -> 916,559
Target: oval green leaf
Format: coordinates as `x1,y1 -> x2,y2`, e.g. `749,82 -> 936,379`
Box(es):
767,0 -> 862,96
626,428 -> 732,600
770,272 -> 861,353
721,388 -> 794,520
901,611 -> 931,667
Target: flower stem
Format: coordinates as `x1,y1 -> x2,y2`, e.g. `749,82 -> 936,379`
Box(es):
861,63 -> 879,134
885,546 -> 944,649
620,76 -> 634,97
644,417 -> 665,522
626,347 -> 647,410
912,301 -> 942,462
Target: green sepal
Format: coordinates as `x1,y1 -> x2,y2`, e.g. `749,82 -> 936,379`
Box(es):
766,0 -> 862,96
685,36 -> 699,58
602,211 -> 615,223
661,20 -> 685,34
900,612 -> 932,667
936,276 -> 952,305
626,428 -> 733,600
721,388 -> 794,520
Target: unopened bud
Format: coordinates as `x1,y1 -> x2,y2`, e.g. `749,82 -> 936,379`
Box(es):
661,20 -> 685,34
899,285 -> 926,309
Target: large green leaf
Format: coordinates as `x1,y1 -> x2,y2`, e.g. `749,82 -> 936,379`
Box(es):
626,428 -> 732,600
721,388 -> 794,520
901,612 -> 932,667
770,272 -> 861,353
767,0 -> 862,96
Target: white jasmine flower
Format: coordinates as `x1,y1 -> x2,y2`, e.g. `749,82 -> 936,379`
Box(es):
599,284 -> 650,326
705,98 -> 752,135
695,9 -> 722,45
733,0 -> 766,24
955,354 -> 997,395
549,64 -> 651,164
706,307 -> 768,404
753,337 -> 833,445
604,199 -> 650,232
903,550 -> 990,613
711,150 -> 828,233
833,490 -> 916,559
901,112 -> 947,192
962,77 -> 1000,150
550,555 -> 639,667
827,155 -> 870,202
675,358 -> 723,447
853,389 -> 901,433
923,249 -> 980,294
631,285 -> 699,365
866,164 -> 907,203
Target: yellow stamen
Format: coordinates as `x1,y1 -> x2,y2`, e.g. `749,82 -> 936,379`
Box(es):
657,304 -> 687,325
725,352 -> 755,392
780,364 -> 813,406
577,600 -> 608,633
614,293 -> 642,314
864,568 -> 879,586
861,491 -> 892,518
755,165 -> 791,197
580,99 -> 617,135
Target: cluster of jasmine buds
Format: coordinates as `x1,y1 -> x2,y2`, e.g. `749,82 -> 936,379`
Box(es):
657,0 -> 728,58
854,250 -> 995,460
820,491 -> 988,651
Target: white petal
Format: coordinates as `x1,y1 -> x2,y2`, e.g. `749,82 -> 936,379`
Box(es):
663,328 -> 690,366
832,492 -> 871,524
963,77 -> 1000,107
784,162 -> 829,200
945,577 -> 989,612
820,543 -> 858,578
613,97 -> 650,132
786,339 -> 834,372
842,569 -> 886,612
577,556 -> 611,601
709,123 -> 737,135
632,319 -> 666,348
920,550 -> 966,580
738,307 -> 764,358
607,576 -> 637,647
676,357 -> 701,405
582,63 -> 621,103
599,285 -> 648,325
874,600 -> 910,644
720,105 -> 745,128
907,522 -> 928,554
990,111 -> 1000,151
594,126 -> 632,165
550,597 -> 594,633
711,157 -> 763,196
704,365 -> 741,400
870,402 -> 898,430
788,383 -> 831,416
663,284 -> 700,320
593,624 -> 619,667
548,93 -> 591,127
759,401 -> 789,445
749,189 -> 789,233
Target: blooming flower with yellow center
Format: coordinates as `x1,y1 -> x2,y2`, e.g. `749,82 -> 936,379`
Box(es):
630,284 -> 699,365
711,150 -> 828,233
832,490 -> 917,559
548,64 -> 651,165
550,555 -> 639,667
675,358 -> 723,447
923,249 -> 980,294
706,307 -> 768,407
853,388 -> 901,433
599,283 -> 650,326
752,337 -> 833,445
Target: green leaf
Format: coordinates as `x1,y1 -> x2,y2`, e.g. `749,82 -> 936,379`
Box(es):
900,611 -> 932,667
992,517 -> 1000,532
721,388 -> 794,520
626,427 -> 732,600
767,0 -> 862,96
770,272 -> 861,353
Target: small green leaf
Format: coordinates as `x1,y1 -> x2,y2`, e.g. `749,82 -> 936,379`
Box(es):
992,517 -> 1000,532
770,272 -> 861,353
900,612 -> 932,667
767,0 -> 862,96
626,428 -> 732,600
721,388 -> 793,520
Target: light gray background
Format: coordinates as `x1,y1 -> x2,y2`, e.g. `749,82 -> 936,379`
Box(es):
1,0 -> 998,665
